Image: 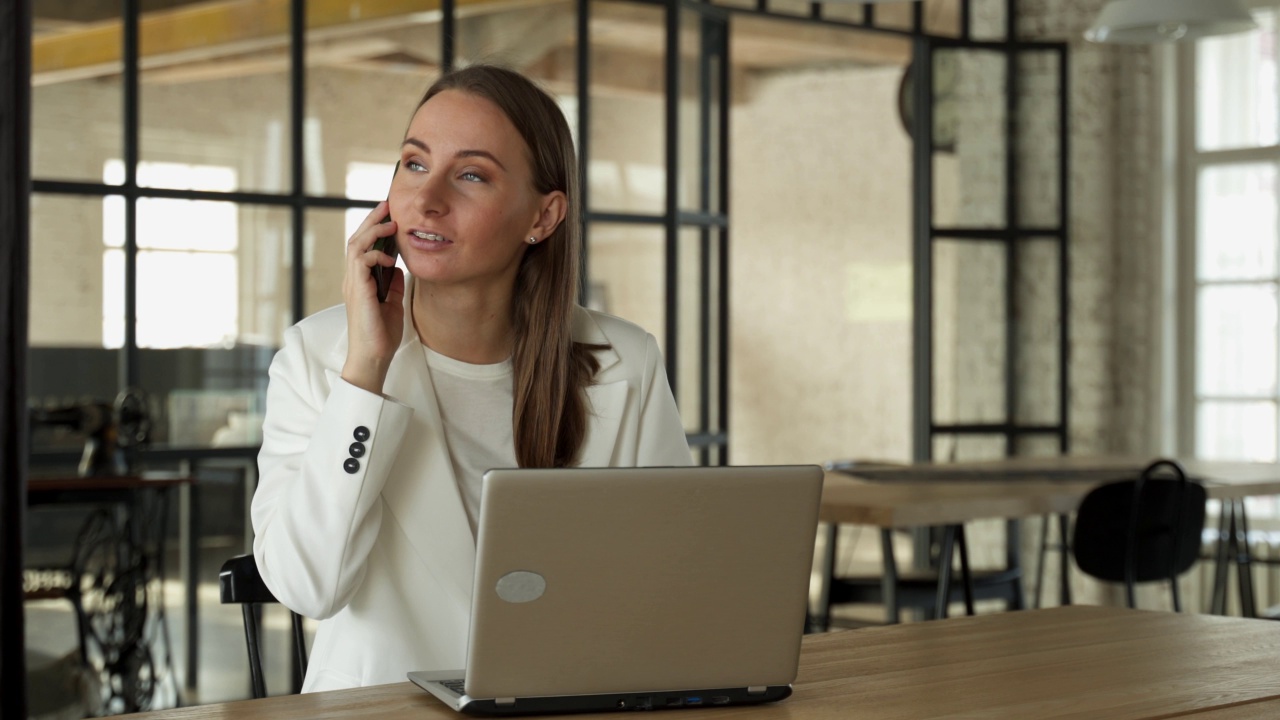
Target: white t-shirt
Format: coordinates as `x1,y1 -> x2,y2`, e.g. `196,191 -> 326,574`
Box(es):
422,344 -> 517,536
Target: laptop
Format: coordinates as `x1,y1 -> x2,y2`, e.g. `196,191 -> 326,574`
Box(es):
408,464 -> 825,716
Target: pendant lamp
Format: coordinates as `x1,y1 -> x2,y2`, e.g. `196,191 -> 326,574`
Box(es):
1085,0 -> 1257,44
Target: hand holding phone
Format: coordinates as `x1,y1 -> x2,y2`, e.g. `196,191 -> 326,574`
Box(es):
371,161 -> 400,303
371,216 -> 398,303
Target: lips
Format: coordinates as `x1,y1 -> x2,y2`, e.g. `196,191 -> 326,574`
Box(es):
409,230 -> 450,243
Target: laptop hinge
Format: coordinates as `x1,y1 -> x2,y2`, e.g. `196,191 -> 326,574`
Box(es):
496,698 -> 516,706
747,686 -> 767,695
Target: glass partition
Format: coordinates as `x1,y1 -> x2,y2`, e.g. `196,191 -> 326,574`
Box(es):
139,1 -> 291,193
588,1 -> 666,216
31,4 -> 123,183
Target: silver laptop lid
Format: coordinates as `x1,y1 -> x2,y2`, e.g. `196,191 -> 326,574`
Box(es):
464,465 -> 824,701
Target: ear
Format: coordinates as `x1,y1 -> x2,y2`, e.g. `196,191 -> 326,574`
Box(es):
528,190 -> 568,243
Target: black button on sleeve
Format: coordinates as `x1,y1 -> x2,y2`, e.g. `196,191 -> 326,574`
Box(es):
343,458 -> 360,474
353,426 -> 371,442
349,441 -> 366,458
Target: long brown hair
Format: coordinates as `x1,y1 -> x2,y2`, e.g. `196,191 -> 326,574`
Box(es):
416,64 -> 603,468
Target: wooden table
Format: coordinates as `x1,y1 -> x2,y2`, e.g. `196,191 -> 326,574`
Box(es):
127,606 -> 1280,719
818,456 -> 1280,625
1186,702 -> 1280,719
26,472 -> 194,713
27,471 -> 193,502
842,453 -> 1280,486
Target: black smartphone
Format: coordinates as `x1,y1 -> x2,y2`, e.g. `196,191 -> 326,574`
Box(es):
371,161 -> 400,303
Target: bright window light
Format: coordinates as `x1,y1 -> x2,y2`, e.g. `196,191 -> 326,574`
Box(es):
1191,9 -> 1280,493
102,160 -> 240,349
343,162 -> 406,281
1196,9 -> 1278,152
344,161 -> 397,243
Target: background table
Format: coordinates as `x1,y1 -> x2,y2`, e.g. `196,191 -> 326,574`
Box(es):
818,470 -> 1093,624
836,456 -> 1280,490
26,473 -> 193,714
818,455 -> 1280,624
126,605 -> 1280,719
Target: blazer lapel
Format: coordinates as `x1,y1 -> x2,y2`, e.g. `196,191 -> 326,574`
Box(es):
573,307 -> 626,467
367,278 -> 477,607
579,380 -> 627,467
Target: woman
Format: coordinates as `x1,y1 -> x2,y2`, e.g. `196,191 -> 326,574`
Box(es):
251,64 -> 691,692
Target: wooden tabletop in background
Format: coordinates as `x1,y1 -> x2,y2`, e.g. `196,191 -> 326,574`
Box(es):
821,455 -> 1280,528
27,472 -> 194,493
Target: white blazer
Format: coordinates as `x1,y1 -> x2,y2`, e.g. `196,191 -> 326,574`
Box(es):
251,277 -> 692,692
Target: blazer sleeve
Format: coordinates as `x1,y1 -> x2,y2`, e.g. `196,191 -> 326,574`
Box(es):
252,324 -> 412,620
636,332 -> 694,467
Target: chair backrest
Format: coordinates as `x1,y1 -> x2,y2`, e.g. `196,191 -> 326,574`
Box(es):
1071,459 -> 1206,610
219,553 -> 308,698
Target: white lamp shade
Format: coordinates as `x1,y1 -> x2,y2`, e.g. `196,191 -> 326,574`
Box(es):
1085,0 -> 1258,43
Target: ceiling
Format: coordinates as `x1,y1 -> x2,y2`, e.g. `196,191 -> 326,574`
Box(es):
31,0 -> 943,96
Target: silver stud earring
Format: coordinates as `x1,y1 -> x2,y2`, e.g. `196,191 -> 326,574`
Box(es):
528,236 -> 538,244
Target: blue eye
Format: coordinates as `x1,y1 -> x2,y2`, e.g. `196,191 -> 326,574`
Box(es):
406,161 -> 426,172
460,171 -> 485,183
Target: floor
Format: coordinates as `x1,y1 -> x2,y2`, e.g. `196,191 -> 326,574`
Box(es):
25,538 -> 314,717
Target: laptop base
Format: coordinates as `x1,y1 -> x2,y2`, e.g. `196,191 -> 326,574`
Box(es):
408,671 -> 792,716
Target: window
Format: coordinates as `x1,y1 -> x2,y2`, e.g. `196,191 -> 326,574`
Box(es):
344,161 -> 396,242
1188,6 -> 1280,465
31,1 -> 736,460
102,160 -> 240,349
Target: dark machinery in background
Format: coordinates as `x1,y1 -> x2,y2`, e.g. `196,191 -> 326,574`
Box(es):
29,387 -> 153,476
26,387 -> 170,713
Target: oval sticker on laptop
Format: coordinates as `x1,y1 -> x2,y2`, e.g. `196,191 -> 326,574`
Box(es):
495,571 -> 546,603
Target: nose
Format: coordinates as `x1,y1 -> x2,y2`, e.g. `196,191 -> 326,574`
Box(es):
412,171 -> 451,216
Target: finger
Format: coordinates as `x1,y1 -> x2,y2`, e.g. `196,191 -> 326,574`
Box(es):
346,201 -> 392,246
355,248 -> 398,269
344,242 -> 395,303
346,218 -> 397,260
348,201 -> 390,241
385,269 -> 406,302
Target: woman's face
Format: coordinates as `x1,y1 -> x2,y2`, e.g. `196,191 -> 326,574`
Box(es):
388,89 -> 557,295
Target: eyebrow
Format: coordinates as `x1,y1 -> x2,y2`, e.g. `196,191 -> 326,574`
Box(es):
401,138 -> 507,172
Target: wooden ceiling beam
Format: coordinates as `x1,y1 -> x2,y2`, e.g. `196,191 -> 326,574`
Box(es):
33,0 -> 926,88
31,0 -> 543,85
588,3 -> 911,70
139,37 -> 403,84
733,15 -> 911,69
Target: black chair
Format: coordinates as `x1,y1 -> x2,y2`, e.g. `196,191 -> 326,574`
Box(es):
1071,459 -> 1206,611
218,554 -> 308,698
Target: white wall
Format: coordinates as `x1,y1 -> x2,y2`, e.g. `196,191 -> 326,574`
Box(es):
729,64 -> 926,466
